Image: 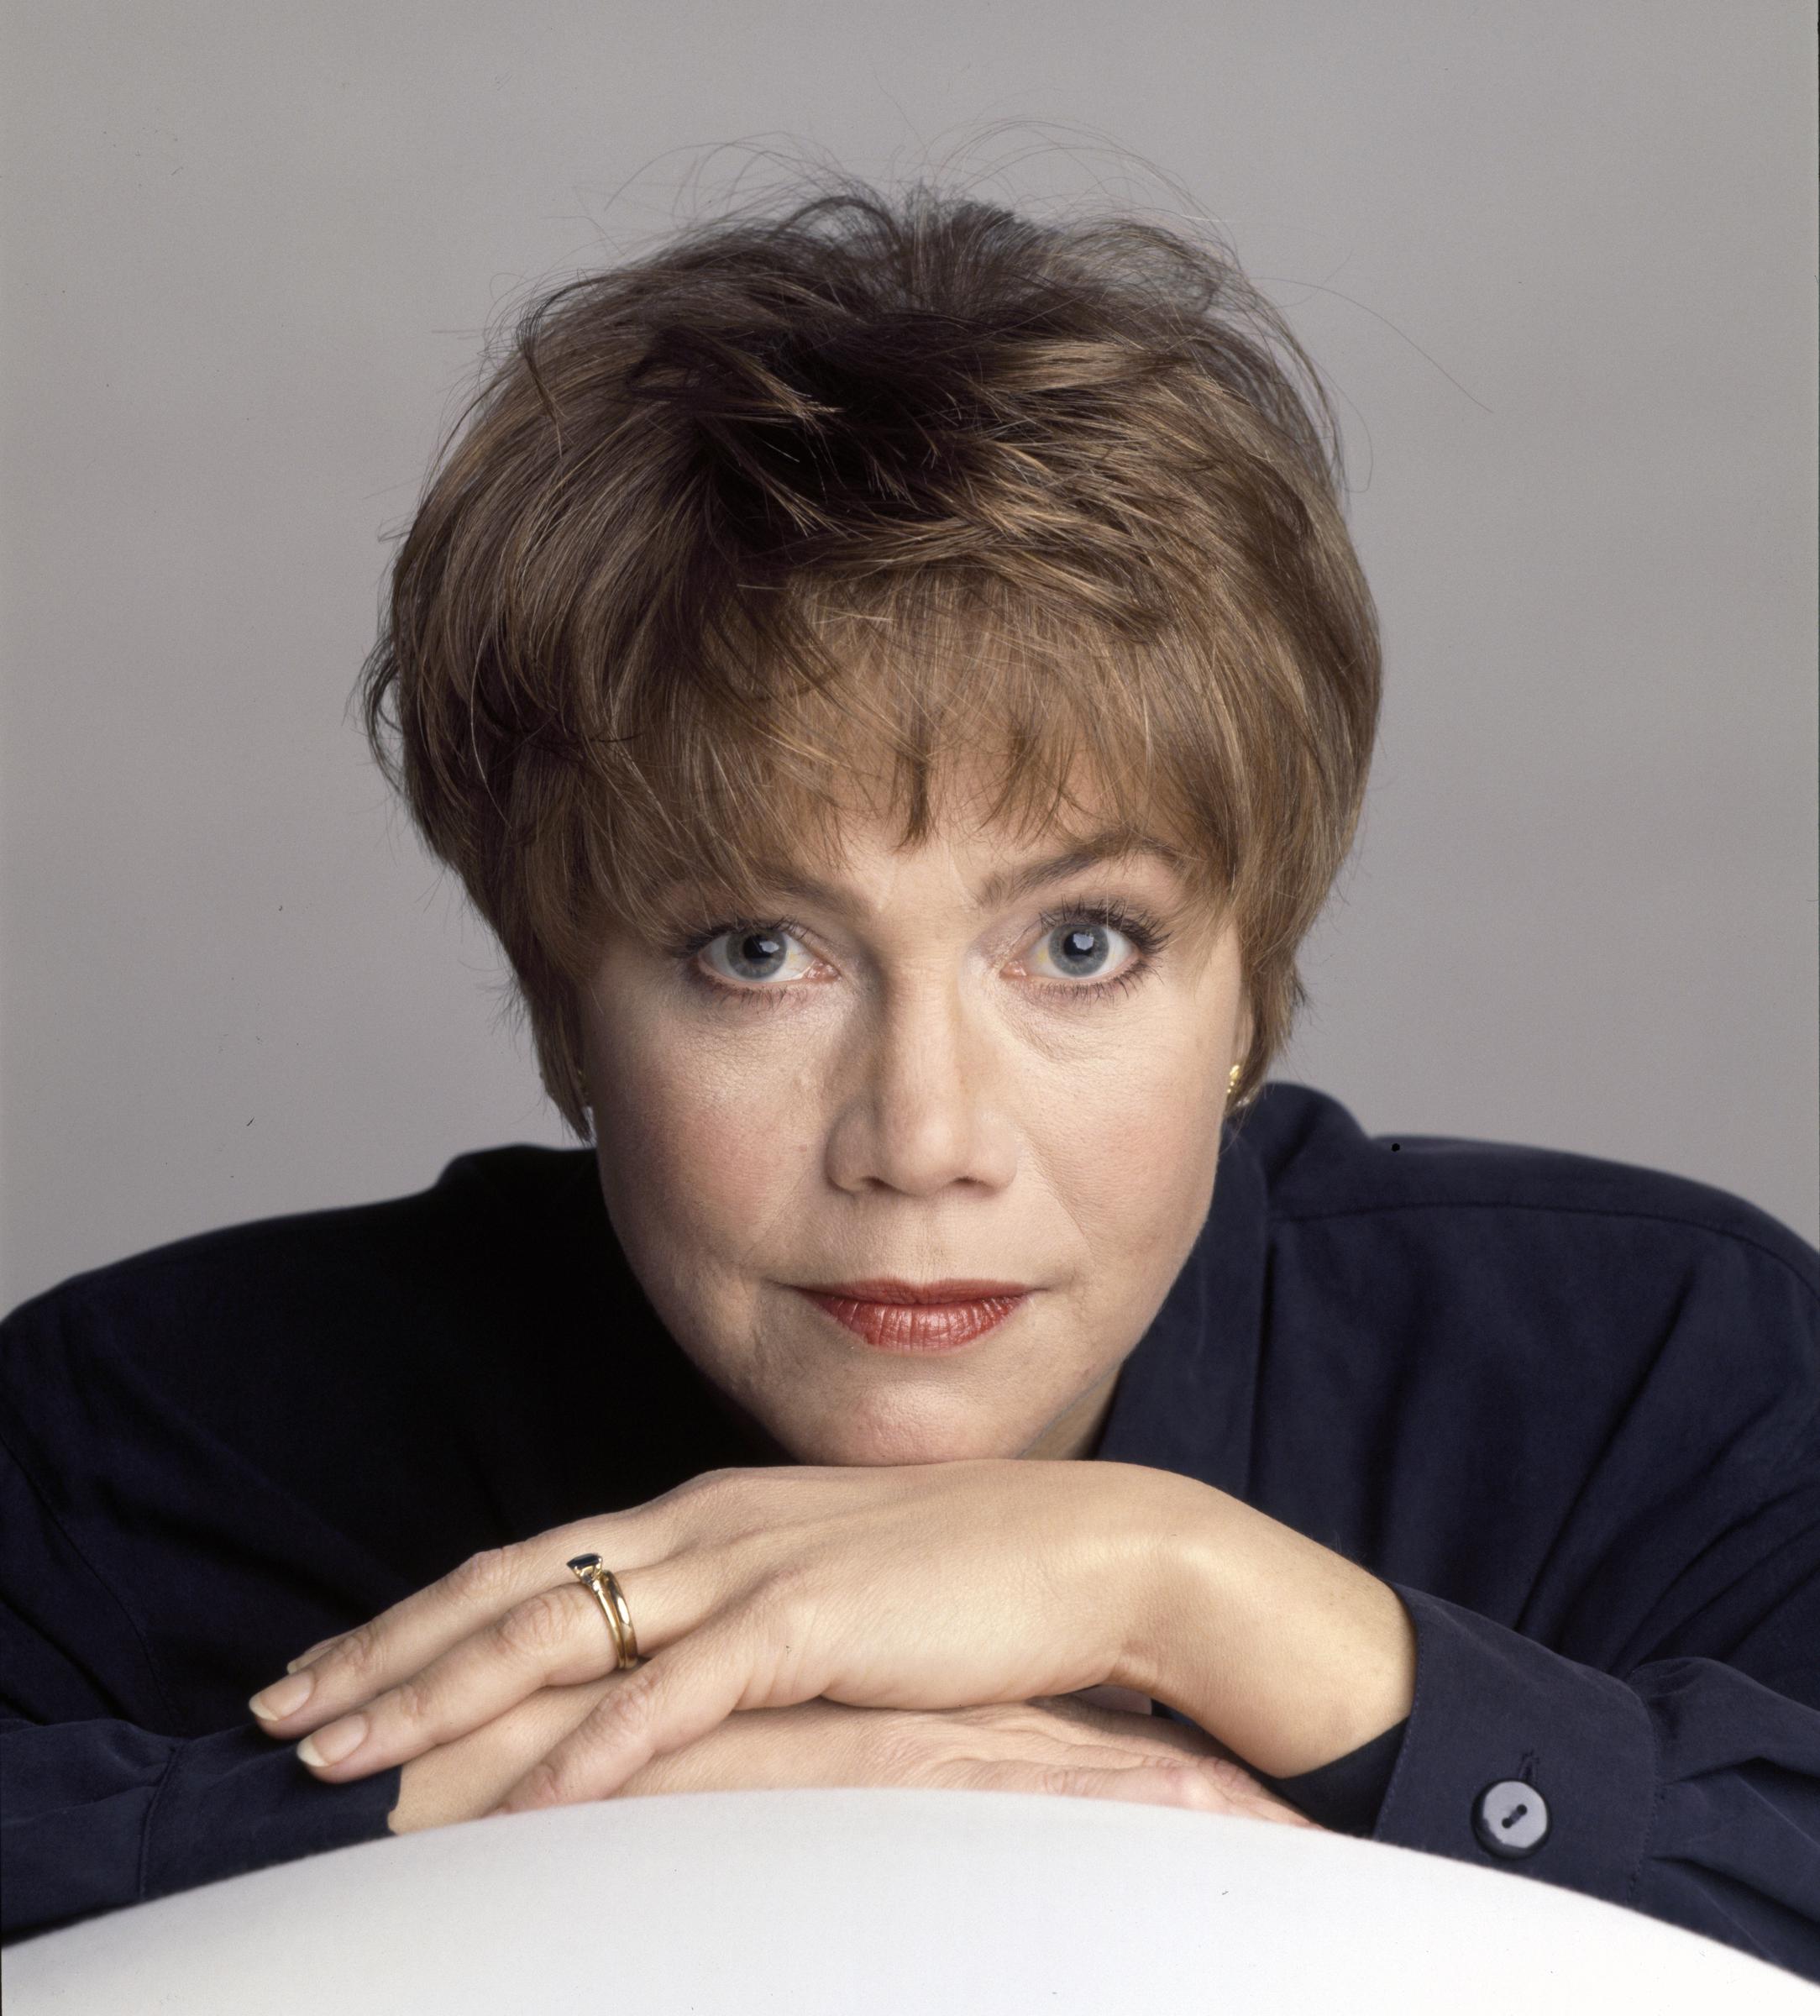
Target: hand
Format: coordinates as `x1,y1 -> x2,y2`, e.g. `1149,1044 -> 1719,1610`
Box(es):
621,1690 -> 1318,1825
390,1687 -> 1317,1834
389,1677 -> 615,1833
250,1460 -> 1192,1811
647,1691 -> 1317,1826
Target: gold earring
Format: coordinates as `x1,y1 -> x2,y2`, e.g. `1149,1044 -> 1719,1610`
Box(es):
1226,1063 -> 1242,1100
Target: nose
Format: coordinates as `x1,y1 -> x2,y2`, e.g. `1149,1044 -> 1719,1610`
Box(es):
825,972 -> 1019,1197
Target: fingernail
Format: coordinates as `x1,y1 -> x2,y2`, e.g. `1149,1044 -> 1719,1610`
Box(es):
249,1672 -> 314,1722
296,1714 -> 368,1768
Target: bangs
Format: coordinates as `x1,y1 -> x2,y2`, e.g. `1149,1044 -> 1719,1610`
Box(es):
537,567 -> 1246,977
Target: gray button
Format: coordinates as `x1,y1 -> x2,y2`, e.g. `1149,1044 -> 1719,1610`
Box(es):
1474,1779 -> 1550,1857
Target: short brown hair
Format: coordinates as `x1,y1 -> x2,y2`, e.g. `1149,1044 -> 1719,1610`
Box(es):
358,176 -> 1381,1139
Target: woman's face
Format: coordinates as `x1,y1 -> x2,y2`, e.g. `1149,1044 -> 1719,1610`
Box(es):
576,785 -> 1251,1467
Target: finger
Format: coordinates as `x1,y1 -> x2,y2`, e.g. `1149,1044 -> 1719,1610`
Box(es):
249,1536 -> 595,1734
285,1635 -> 346,1675
490,1607 -> 774,1814
1196,1766 -> 1319,1828
1100,1720 -> 1238,1767
292,1578 -> 640,1782
1046,1695 -> 1242,1767
954,1758 -> 1226,1811
388,1678 -> 618,1836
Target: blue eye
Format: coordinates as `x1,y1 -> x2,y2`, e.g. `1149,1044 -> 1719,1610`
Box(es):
1025,900 -> 1172,1002
704,925 -> 814,987
1031,917 -> 1127,982
671,898 -> 1173,1010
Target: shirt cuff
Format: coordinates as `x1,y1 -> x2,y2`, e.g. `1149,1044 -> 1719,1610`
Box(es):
146,1723 -> 402,1906
1374,1583 -> 1657,1906
1256,1714 -> 1408,1835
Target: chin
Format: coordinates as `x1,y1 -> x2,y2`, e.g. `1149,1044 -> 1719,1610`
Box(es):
774,1400 -> 1026,1468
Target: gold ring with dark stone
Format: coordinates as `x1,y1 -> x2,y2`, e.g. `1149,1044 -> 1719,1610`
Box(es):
565,1552 -> 640,1669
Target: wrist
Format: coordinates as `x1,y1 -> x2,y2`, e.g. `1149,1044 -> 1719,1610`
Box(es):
1115,1467 -> 1416,1780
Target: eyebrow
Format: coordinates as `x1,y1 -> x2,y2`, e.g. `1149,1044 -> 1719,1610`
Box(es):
755,831 -> 1190,917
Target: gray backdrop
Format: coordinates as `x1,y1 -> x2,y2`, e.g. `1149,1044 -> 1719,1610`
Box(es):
3,0 -> 1816,1312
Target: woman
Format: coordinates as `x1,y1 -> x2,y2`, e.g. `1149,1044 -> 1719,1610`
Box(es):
3,180 -> 1816,1979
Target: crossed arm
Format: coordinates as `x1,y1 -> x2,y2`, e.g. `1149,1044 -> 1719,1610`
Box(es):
244,1459 -> 1416,1818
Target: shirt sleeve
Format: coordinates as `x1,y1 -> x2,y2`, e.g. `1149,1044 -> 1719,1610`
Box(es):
1332,1179 -> 1820,1984
1372,1586 -> 1820,1982
0,1313 -> 408,1945
1255,1714 -> 1408,1834
1247,1192 -> 1820,1983
1,1711 -> 402,1944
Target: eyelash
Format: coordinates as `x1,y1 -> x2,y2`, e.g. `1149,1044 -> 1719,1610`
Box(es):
668,899 -> 1176,1012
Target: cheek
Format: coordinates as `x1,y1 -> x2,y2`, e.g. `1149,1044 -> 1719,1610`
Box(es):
590,1016 -> 816,1252
1051,1049 -> 1224,1257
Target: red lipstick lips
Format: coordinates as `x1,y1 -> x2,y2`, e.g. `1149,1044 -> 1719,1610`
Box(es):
791,1278 -> 1034,1353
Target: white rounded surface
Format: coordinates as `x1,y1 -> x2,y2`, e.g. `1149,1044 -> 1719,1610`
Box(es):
4,1790 -> 1812,2016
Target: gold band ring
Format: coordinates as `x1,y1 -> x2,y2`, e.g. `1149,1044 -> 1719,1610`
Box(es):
565,1552 -> 640,1669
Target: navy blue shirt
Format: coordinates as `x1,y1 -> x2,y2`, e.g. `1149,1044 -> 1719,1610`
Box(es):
3,1084 -> 1817,1978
